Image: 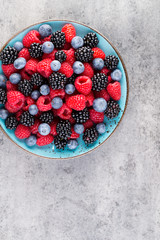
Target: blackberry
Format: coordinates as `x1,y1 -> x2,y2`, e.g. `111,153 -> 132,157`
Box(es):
29,43 -> 43,58
54,135 -> 67,149
50,31 -> 66,49
20,111 -> 35,126
55,50 -> 66,63
104,55 -> 119,70
49,72 -> 67,90
18,79 -> 33,96
0,88 -> 7,104
92,73 -> 108,91
66,73 -> 77,85
83,127 -> 99,145
0,46 -> 18,65
31,73 -> 44,86
39,111 -> 54,124
5,116 -> 18,130
105,100 -> 120,119
72,108 -> 89,123
56,120 -> 71,140
75,46 -> 93,62
83,32 -> 99,48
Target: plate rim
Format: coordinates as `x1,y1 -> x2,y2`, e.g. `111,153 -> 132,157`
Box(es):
0,19 -> 129,160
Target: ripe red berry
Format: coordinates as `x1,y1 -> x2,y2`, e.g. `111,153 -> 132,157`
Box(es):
7,91 -> 25,109
83,119 -> 94,130
94,89 -> 110,101
66,94 -> 86,111
18,48 -> 31,61
92,47 -> 105,59
81,63 -> 94,78
85,91 -> 94,107
63,48 -> 75,66
37,96 -> 52,112
69,126 -> 79,139
49,88 -> 65,99
30,119 -> 40,134
23,96 -> 35,111
15,124 -> 31,139
42,49 -> 57,60
24,58 -> 39,76
75,76 -> 92,95
23,30 -> 41,48
36,134 -> 54,146
6,81 -> 17,91
89,109 -> 104,123
37,58 -> 53,78
59,62 -> 73,78
62,24 -> 76,43
50,119 -> 59,136
2,64 -> 17,78
57,103 -> 72,120
107,81 -> 121,101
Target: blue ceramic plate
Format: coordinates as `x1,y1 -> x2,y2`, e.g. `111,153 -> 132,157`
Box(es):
0,20 -> 128,159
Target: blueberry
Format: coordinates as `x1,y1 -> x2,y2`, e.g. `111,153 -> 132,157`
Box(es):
0,74 -> 7,88
96,123 -> 106,134
26,135 -> 37,146
40,84 -> 50,96
93,98 -> 107,112
111,69 -> 122,81
13,41 -> 23,51
29,104 -> 38,115
51,97 -> 63,109
14,57 -> 26,69
73,61 -> 84,74
42,41 -> 54,54
71,36 -> 84,49
92,58 -> 104,70
50,60 -> 61,71
39,24 -> 52,38
38,123 -> 51,136
9,73 -> 21,84
74,124 -> 84,134
67,139 -> 79,150
0,108 -> 9,119
65,84 -> 75,95
31,90 -> 40,100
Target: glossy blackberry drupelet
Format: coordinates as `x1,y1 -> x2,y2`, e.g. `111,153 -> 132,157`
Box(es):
0,88 -> 7,104
31,73 -> 45,87
18,79 -> 33,96
20,111 -> 35,126
55,50 -> 66,63
39,111 -> 54,124
66,73 -> 77,85
49,72 -> 67,90
56,120 -> 71,140
0,46 -> 18,64
5,116 -> 18,130
50,31 -> 66,49
29,43 -> 43,58
105,100 -> 120,119
104,55 -> 119,70
54,135 -> 67,149
83,127 -> 99,144
83,32 -> 99,48
92,73 -> 108,91
72,108 -> 89,123
75,46 -> 93,62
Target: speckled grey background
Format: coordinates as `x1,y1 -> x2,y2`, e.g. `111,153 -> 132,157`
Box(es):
0,0 -> 160,239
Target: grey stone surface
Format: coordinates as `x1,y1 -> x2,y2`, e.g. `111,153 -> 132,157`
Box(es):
0,0 -> 160,239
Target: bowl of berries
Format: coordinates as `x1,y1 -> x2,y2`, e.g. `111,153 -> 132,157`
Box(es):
0,20 -> 128,159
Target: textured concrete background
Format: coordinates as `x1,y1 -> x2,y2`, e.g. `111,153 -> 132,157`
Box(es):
0,0 -> 160,239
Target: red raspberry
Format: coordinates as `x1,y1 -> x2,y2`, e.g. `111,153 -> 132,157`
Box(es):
24,58 -> 39,77
81,63 -> 94,78
42,49 -> 57,60
37,58 -> 52,78
57,103 -> 72,120
69,126 -> 79,139
107,81 -> 121,101
2,64 -> 17,78
62,24 -> 76,43
15,124 -> 31,139
89,109 -> 104,123
49,88 -> 65,99
83,119 -> 94,130
37,96 -> 52,111
69,116 -> 75,124
6,81 -> 17,91
20,68 -> 31,80
94,89 -> 110,101
108,75 -> 112,83
52,108 -> 58,116
23,96 -> 35,111
23,30 -> 41,48
41,35 -> 51,44
63,42 -> 71,50
5,102 -> 20,113
7,91 -> 25,109
59,62 -> 73,78
30,119 -> 40,134
75,76 -> 92,95
36,134 -> 54,146
85,91 -> 94,107
50,119 -> 58,136
63,48 -> 75,66
100,67 -> 111,76
18,48 -> 31,61
92,47 -> 105,59
15,109 -> 24,121
66,94 -> 86,111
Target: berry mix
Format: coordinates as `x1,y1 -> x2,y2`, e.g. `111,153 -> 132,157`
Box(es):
0,23 -> 122,150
